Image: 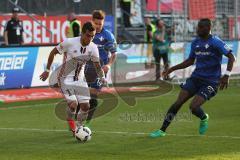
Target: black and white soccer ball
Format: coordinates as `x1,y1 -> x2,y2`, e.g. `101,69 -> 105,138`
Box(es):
75,126 -> 92,142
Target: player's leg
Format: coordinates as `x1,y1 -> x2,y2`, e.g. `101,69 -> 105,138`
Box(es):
162,52 -> 169,80
86,93 -> 98,126
154,49 -> 161,80
59,79 -> 78,134
189,95 -> 208,134
190,83 -> 217,134
85,78 -> 103,126
75,80 -> 91,127
150,89 -> 194,138
66,100 -> 78,133
161,89 -> 193,131
76,102 -> 90,127
150,78 -> 198,138
189,95 -> 207,120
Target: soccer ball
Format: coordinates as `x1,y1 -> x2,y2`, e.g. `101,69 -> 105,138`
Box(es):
75,126 -> 92,142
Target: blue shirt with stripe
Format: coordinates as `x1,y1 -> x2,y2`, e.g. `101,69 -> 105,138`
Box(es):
189,35 -> 231,83
93,28 -> 116,65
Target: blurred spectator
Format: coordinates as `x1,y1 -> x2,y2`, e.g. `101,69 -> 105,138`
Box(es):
66,12 -> 81,38
4,7 -> 24,46
144,17 -> 156,67
145,17 -> 156,43
152,19 -> 170,80
120,0 -> 132,27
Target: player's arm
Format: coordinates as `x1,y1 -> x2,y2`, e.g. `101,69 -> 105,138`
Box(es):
40,39 -> 69,81
162,58 -> 195,78
163,41 -> 196,78
102,33 -> 117,73
215,38 -> 236,90
219,52 -> 236,90
104,52 -> 116,70
4,31 -> 8,46
40,47 -> 59,81
93,61 -> 105,80
91,44 -> 107,84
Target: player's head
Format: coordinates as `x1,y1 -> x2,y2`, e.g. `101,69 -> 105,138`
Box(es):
144,17 -> 151,25
197,18 -> 212,38
12,7 -> 20,19
156,19 -> 164,29
81,21 -> 96,46
67,12 -> 76,22
92,10 -> 105,33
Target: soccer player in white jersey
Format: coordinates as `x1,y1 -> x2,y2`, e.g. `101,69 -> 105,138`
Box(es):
40,22 -> 106,135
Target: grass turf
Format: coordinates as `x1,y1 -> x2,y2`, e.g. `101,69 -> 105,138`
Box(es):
0,85 -> 240,160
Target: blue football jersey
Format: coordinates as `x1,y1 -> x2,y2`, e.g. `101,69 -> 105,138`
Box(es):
93,28 -> 117,65
189,35 -> 232,83
84,28 -> 116,88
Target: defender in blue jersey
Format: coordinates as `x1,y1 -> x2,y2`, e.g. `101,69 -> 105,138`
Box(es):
150,18 -> 235,138
84,10 -> 117,126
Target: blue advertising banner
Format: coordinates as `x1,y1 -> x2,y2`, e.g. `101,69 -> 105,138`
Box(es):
0,47 -> 38,89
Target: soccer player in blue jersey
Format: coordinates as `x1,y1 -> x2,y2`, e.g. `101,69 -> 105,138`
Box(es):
150,18 -> 235,138
84,10 -> 117,126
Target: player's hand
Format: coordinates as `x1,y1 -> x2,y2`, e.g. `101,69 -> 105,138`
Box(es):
40,71 -> 49,81
102,65 -> 110,73
219,75 -> 229,90
162,68 -> 172,79
100,77 -> 108,87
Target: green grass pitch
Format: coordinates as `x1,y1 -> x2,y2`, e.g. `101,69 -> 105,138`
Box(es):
0,85 -> 240,160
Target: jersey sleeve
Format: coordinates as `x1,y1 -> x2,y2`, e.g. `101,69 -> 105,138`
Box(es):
56,39 -> 70,55
104,31 -> 117,54
214,37 -> 232,56
188,41 -> 196,59
91,44 -> 100,62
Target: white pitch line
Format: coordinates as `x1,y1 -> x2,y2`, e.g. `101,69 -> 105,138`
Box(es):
0,127 -> 240,139
0,103 -> 56,110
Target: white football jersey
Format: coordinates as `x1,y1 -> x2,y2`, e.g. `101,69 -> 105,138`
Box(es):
55,37 -> 99,79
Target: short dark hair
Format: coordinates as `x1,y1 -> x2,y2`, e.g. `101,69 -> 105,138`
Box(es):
199,18 -> 212,27
82,21 -> 96,33
92,10 -> 105,20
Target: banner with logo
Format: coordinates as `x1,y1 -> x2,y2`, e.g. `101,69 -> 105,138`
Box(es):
0,47 -> 38,89
0,15 -> 91,44
0,14 -> 114,45
1,40 -> 240,89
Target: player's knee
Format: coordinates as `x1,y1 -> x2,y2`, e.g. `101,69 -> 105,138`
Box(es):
66,107 -> 75,115
167,103 -> 180,115
80,103 -> 90,112
68,101 -> 78,109
189,104 -> 198,113
174,101 -> 183,108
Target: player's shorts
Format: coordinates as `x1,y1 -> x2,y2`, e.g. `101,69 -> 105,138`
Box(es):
180,77 -> 218,100
58,76 -> 90,104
